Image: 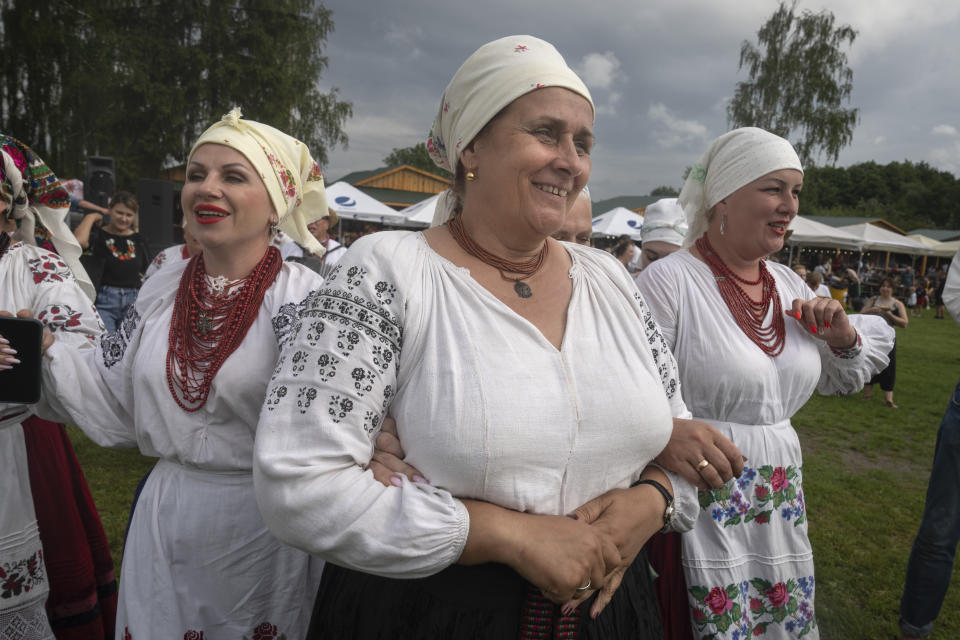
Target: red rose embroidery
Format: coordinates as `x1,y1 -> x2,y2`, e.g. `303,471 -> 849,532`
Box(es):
770,467 -> 789,492
704,586 -> 733,615
692,608 -> 706,622
124,628 -> 132,640
749,597 -> 763,612
253,621 -> 278,640
765,582 -> 789,608
753,627 -> 764,636
183,631 -> 204,640
754,485 -> 769,499
755,512 -> 770,524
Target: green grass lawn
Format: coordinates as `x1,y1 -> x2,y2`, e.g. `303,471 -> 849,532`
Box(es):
68,307 -> 960,639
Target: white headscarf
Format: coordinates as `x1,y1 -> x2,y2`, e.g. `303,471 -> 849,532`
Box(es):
189,109 -> 329,256
0,136 -> 96,301
678,127 -> 802,247
425,35 -> 594,226
641,197 -> 687,247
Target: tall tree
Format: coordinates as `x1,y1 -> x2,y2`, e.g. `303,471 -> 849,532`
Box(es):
383,143 -> 451,178
727,1 -> 858,166
0,1 -> 352,186
650,185 -> 679,197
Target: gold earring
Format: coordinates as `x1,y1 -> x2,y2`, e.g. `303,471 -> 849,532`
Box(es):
466,170 -> 477,182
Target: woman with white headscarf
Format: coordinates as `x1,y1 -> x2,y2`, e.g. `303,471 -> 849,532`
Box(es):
637,128 -> 893,639
255,35 -> 704,638
16,111 -> 329,639
638,197 -> 686,270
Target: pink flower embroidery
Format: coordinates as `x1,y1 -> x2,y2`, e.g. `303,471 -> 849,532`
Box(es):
514,45 -> 528,52
704,586 -> 732,615
765,582 -> 789,608
770,467 -> 789,492
252,622 -> 278,640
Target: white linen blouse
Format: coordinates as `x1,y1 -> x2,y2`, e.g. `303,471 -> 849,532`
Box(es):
255,231 -> 698,580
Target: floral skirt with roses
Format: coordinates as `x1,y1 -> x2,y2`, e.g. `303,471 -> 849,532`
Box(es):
681,418 -> 818,639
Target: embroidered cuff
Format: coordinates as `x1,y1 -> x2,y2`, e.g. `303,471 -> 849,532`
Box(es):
829,331 -> 862,359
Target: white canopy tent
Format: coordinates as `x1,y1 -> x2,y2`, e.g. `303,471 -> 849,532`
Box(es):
786,216 -> 864,251
324,181 -> 408,225
397,194 -> 439,229
591,207 -> 643,241
837,223 -> 929,255
907,234 -> 960,258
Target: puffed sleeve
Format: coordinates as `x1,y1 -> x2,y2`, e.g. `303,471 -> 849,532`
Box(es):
38,264 -> 177,447
254,233 -> 469,578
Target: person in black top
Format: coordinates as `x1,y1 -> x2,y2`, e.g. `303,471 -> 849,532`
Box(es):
73,190 -> 151,331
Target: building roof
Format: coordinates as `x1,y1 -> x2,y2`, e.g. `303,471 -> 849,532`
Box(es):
332,164 -> 449,210
803,215 -> 906,235
591,195 -> 660,215
355,186 -> 432,209
908,228 -> 960,242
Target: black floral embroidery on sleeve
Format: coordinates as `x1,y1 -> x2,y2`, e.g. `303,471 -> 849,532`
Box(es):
372,345 -> 394,373
316,353 -> 340,382
296,386 -> 318,414
336,329 -> 361,358
290,350 -> 309,377
374,281 -> 397,305
350,366 -> 375,397
264,385 -> 288,412
344,266 -> 367,290
382,385 -> 394,411
100,306 -> 141,369
363,410 -> 382,438
328,395 -> 354,423
272,302 -> 301,349
634,291 -> 679,400
305,320 -> 326,346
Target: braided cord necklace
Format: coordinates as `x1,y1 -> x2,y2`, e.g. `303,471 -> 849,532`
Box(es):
166,246 -> 282,411
696,235 -> 785,357
447,214 -> 548,298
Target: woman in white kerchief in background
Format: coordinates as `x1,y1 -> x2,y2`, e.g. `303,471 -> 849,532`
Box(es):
255,35 -> 705,639
27,110 -> 329,639
637,127 -> 893,639
637,197 -> 686,272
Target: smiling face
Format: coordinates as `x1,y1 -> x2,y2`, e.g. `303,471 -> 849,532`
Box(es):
460,87 -> 594,241
713,168 -> 803,261
106,202 -> 137,234
181,143 -> 275,255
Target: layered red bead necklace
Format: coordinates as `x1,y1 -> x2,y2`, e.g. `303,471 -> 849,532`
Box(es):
696,235 -> 785,356
166,246 -> 282,411
447,214 -> 548,298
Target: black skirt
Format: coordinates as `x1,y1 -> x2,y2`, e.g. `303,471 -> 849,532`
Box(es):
307,549 -> 663,639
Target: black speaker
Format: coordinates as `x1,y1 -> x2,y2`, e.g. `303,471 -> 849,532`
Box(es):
137,178 -> 177,257
84,157 -> 115,208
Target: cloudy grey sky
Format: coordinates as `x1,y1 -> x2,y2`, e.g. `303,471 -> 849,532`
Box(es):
316,0 -> 960,202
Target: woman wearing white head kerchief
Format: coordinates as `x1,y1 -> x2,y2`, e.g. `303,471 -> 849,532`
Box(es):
25,111 -> 328,638
637,128 -> 893,638
639,197 -> 686,270
256,35 -> 710,639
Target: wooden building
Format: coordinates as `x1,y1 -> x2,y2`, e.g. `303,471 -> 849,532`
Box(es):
334,165 -> 449,210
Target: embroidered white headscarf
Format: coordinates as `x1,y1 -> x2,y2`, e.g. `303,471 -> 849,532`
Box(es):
425,35 -> 594,226
0,136 -> 96,301
641,198 -> 687,247
679,127 -> 802,247
189,109 -> 329,255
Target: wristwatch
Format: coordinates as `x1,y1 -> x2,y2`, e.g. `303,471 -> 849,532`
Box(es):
636,479 -> 675,533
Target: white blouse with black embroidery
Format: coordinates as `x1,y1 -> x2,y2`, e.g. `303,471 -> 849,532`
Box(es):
255,231 -> 698,580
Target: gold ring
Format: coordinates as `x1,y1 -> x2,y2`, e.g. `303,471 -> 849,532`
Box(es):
576,579 -> 592,592
696,458 -> 710,471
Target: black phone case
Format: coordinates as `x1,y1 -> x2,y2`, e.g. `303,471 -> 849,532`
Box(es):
0,317 -> 43,404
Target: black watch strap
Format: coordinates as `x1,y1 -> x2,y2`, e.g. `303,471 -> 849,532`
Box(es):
635,478 -> 673,506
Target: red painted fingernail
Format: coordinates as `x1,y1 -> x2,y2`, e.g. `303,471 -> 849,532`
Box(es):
810,325 -> 817,333
825,322 -> 831,328
795,311 -> 802,319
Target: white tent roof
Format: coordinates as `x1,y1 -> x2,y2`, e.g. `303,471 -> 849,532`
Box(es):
837,223 -> 929,255
787,216 -> 864,250
324,181 -> 408,225
907,234 -> 960,258
397,193 -> 439,229
591,207 -> 643,240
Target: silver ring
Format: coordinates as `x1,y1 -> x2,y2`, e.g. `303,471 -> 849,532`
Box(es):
576,579 -> 592,592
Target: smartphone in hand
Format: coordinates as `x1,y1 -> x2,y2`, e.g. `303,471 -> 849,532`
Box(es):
0,316 -> 43,404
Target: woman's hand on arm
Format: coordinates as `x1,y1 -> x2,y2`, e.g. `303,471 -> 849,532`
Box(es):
568,466 -> 673,618
368,416 -> 428,487
72,212 -> 102,249
785,297 -> 858,350
459,500 -> 620,607
655,418 -> 744,490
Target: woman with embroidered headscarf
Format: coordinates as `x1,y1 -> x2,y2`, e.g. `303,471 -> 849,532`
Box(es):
254,35 -> 714,639
636,127 -> 894,639
0,135 -> 115,639
16,112 -> 329,638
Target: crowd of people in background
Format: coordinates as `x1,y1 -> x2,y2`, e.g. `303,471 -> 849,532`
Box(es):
0,32 -> 956,640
